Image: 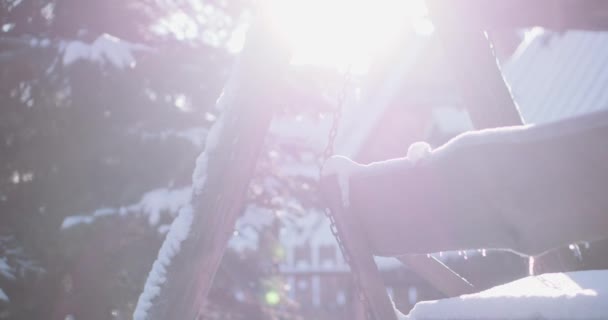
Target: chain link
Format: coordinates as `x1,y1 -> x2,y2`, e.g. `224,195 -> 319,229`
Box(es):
317,69 -> 351,175
317,68 -> 375,320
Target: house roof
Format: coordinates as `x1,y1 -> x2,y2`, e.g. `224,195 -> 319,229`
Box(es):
502,30 -> 608,124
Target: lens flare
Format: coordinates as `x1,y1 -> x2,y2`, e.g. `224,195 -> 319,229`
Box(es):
267,0 -> 431,73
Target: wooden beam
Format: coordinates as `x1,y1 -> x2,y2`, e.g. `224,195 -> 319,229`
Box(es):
141,20 -> 291,320
431,29 -> 523,128
427,0 -> 608,31
428,0 -> 524,128
322,176 -> 400,320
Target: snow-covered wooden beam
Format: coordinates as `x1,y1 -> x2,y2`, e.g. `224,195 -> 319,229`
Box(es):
427,0 -> 608,31
133,18 -> 291,320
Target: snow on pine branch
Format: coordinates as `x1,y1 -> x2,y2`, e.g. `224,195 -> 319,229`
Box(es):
61,34 -> 150,69
0,288 -> 8,303
0,235 -> 44,303
61,186 -> 192,229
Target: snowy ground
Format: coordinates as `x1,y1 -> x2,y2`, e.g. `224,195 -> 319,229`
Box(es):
401,270 -> 607,320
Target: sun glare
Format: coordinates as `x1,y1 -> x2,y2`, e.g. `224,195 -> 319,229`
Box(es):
267,0 -> 432,73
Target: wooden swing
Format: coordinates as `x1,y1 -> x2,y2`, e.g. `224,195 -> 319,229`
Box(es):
139,2 -> 608,319
319,25 -> 522,320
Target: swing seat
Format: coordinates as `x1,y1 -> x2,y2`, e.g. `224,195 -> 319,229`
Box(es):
320,153 -> 476,320
320,152 -> 461,257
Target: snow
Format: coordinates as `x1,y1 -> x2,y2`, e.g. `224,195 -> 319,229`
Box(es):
429,124 -> 532,163
406,141 -> 432,163
0,257 -> 14,280
404,270 -> 608,320
0,236 -> 44,280
139,188 -> 191,226
62,34 -> 149,69
229,205 -> 276,252
192,115 -> 224,194
133,205 -> 193,320
61,187 -> 191,229
0,288 -> 8,302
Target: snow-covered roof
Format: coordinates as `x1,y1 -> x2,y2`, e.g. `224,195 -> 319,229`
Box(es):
503,30 -> 608,124
403,270 -> 608,320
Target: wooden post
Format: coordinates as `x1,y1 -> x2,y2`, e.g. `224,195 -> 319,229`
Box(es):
321,175 -> 400,320
141,20 -> 291,320
427,2 -> 524,128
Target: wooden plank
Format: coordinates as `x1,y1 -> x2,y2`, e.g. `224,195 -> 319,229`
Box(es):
141,20 -> 291,320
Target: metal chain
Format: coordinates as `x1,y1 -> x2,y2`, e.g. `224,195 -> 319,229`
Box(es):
317,69 -> 350,175
317,68 -> 375,320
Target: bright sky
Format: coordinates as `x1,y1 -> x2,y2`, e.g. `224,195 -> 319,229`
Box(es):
155,0 -> 434,74
241,0 -> 433,73
269,0 -> 432,73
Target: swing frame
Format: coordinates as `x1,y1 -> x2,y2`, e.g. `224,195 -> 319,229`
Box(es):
140,2 -> 608,319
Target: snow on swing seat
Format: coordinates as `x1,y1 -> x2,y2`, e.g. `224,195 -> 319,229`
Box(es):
401,270 -> 608,320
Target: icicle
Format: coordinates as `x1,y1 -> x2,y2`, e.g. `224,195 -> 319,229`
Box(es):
528,256 -> 535,276
569,243 -> 583,261
322,156 -> 362,208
